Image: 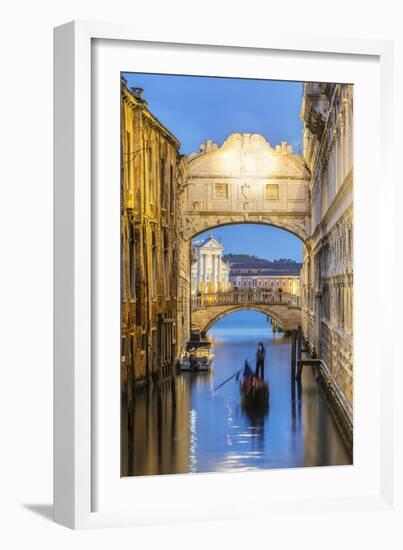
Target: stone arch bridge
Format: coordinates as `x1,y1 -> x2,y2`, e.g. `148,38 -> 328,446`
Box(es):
191,290 -> 302,334
180,133 -> 311,244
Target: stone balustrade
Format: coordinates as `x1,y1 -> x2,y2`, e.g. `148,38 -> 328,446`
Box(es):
191,290 -> 302,310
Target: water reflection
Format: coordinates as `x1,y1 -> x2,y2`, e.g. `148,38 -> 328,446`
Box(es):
122,311 -> 351,476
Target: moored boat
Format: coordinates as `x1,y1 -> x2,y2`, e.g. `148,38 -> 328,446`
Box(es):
179,338 -> 214,371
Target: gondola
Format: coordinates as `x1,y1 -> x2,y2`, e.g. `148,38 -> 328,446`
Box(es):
239,369 -> 269,407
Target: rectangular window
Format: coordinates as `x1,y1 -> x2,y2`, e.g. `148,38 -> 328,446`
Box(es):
130,334 -> 135,375
152,331 -> 157,372
129,222 -> 136,299
125,131 -> 131,191
121,235 -> 125,300
155,158 -> 159,203
160,157 -> 165,209
147,145 -> 152,180
163,229 -> 169,295
135,228 -> 145,320
121,336 -> 127,360
265,184 -> 279,200
214,183 -> 229,199
170,164 -> 175,213
147,145 -> 154,203
151,231 -> 157,298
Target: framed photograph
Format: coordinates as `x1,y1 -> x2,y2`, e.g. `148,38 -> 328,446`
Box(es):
54,21 -> 395,529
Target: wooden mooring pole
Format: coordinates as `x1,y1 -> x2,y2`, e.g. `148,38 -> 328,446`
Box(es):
291,330 -> 297,384
296,325 -> 302,380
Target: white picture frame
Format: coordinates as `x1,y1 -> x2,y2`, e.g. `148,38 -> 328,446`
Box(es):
54,20 -> 396,530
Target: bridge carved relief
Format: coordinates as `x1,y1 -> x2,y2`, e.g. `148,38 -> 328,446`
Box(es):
180,133 -> 311,243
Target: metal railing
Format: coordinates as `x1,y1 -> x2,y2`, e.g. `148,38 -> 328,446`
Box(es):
191,289 -> 302,310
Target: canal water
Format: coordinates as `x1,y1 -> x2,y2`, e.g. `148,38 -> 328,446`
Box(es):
122,311 -> 352,476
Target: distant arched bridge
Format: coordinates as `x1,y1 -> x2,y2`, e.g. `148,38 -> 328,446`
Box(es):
191,290 -> 302,334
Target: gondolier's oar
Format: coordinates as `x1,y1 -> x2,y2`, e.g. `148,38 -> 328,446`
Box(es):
208,354 -> 257,396
209,368 -> 242,395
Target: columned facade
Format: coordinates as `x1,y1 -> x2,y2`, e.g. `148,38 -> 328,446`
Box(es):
191,235 -> 230,294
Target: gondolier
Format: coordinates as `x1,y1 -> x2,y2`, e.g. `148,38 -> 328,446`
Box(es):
255,342 -> 266,379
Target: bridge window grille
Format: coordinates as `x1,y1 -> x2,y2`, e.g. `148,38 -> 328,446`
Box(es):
214,183 -> 229,199
265,184 -> 279,200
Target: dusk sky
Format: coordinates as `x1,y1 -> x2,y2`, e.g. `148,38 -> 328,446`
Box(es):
122,72 -> 304,262
196,225 -> 303,262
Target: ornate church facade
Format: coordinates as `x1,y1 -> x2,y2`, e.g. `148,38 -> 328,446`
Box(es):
191,235 -> 230,294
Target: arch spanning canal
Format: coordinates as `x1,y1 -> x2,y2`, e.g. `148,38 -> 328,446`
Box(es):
191,289 -> 302,333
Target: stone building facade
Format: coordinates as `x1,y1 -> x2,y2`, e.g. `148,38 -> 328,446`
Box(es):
121,80 -> 189,393
175,159 -> 191,359
229,272 -> 300,295
191,235 -> 230,294
300,83 -> 353,413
